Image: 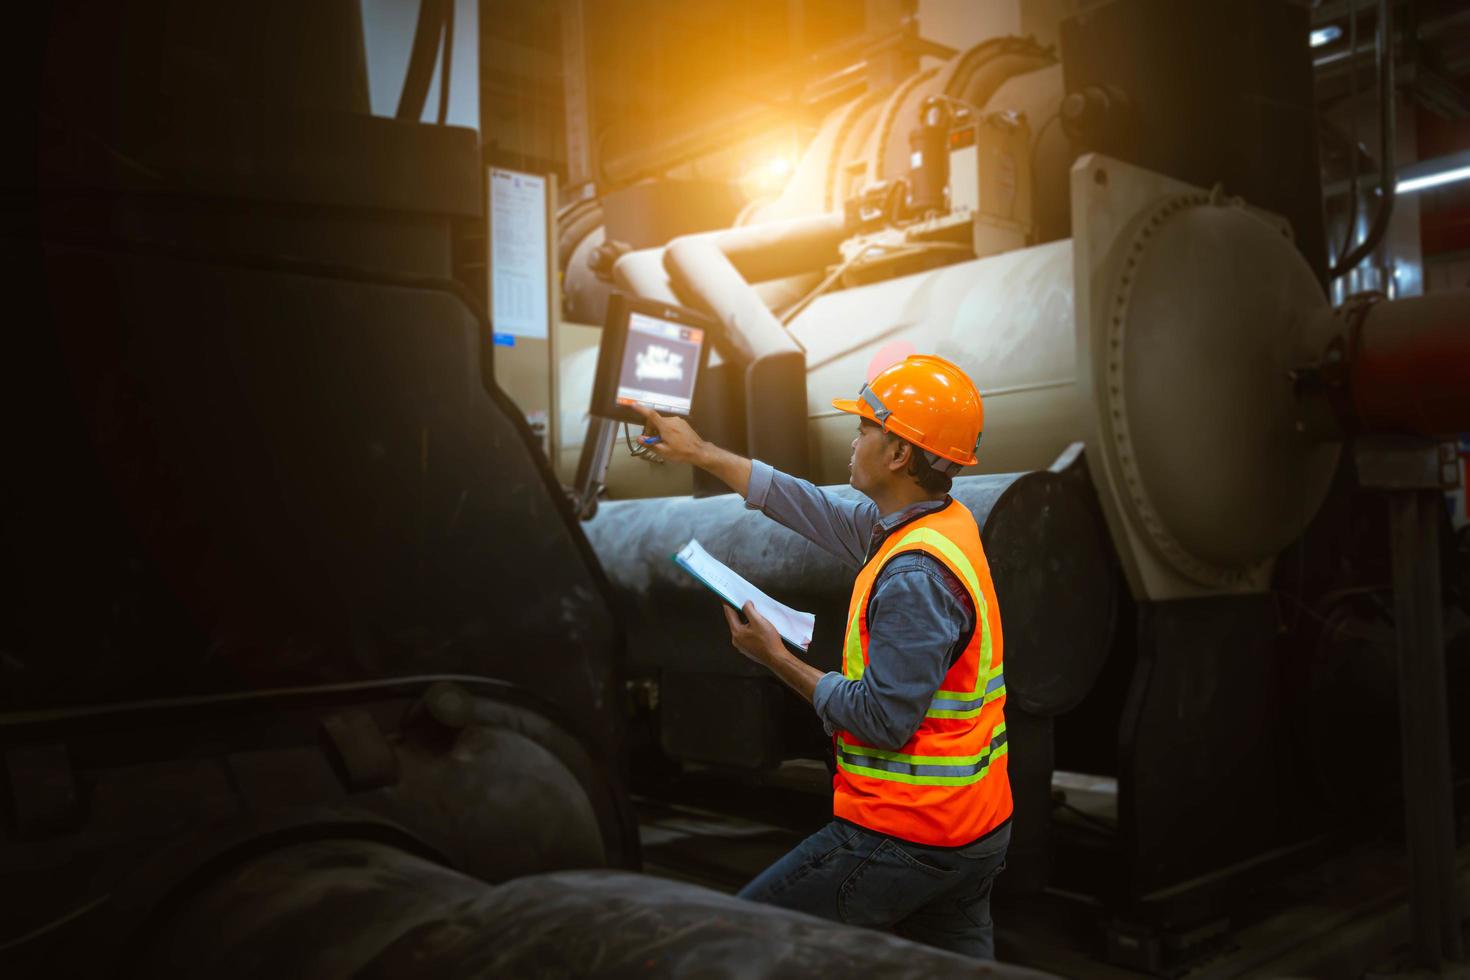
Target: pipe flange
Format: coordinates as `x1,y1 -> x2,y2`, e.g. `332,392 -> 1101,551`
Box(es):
1103,190 -> 1270,589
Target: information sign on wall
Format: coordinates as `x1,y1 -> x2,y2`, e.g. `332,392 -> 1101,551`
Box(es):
489,167 -> 550,339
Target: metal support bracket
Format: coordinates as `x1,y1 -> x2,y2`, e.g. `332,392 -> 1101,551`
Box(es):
571,415 -> 618,520
1355,435 -> 1465,970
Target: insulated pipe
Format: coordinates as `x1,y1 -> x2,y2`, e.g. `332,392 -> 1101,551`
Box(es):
612,247 -> 679,305
654,213 -> 848,478
692,211 -> 848,284
585,467 -> 1116,717
665,235 -> 809,476
1350,291 -> 1470,435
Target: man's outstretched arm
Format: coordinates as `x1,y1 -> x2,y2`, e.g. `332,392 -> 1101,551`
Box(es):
633,406 -> 875,567
633,405 -> 751,496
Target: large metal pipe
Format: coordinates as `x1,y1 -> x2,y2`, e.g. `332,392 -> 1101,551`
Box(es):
585,465 -> 1115,717
1349,291 -> 1470,436
692,211 -> 848,283
137,839 -> 1060,977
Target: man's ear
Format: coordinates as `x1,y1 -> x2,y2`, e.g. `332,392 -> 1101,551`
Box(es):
888,439 -> 911,473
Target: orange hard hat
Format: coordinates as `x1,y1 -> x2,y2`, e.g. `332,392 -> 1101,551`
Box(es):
831,354 -> 983,475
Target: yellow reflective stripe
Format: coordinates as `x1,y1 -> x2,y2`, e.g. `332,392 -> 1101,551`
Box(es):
842,588 -> 868,680
835,726 -> 1009,786
890,526 -> 994,696
934,663 -> 1004,702
927,664 -> 1006,717
836,721 -> 1005,766
891,527 -> 981,597
836,759 -> 1003,787
846,523 -> 998,691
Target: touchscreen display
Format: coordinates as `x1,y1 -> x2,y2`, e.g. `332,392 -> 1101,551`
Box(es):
614,311 -> 705,416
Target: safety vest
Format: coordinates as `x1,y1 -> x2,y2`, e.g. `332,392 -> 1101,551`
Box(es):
832,499 -> 1012,847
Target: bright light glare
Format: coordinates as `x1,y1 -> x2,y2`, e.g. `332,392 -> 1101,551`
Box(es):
766,156 -> 793,179
1397,165 -> 1470,195
1310,25 -> 1342,47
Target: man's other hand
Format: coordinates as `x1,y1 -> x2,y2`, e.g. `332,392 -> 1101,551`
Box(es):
723,601 -> 785,667
632,405 -> 706,467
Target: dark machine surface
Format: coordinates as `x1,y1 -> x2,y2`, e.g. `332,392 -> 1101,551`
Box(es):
1,0 -> 646,969
0,3 -> 1069,976
4,0 -> 1470,976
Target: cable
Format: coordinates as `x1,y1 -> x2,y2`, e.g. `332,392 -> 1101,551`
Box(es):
1336,0 -> 1361,267
0,894 -> 110,953
1329,0 -> 1396,279
623,423 -> 664,464
779,241 -> 972,327
436,0 -> 454,125
396,0 -> 450,121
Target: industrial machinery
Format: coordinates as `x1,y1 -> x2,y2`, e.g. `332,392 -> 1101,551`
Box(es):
0,2 -> 1056,977
567,0 -> 1470,971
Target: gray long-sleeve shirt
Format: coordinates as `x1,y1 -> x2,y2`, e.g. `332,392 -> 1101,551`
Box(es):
744,461 -> 976,751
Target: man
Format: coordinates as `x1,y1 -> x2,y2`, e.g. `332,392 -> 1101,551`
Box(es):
634,353 -> 1011,959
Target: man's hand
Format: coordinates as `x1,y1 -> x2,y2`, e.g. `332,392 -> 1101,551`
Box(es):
723,602 -> 823,705
632,405 -> 707,467
723,601 -> 785,667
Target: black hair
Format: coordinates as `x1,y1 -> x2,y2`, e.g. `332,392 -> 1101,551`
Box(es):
862,419 -> 954,495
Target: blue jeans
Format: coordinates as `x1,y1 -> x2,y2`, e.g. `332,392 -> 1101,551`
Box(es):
737,820 -> 1010,959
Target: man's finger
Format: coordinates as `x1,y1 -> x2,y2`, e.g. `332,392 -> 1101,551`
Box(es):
632,403 -> 662,425
723,605 -> 743,630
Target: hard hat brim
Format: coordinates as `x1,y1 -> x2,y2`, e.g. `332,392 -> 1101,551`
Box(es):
830,397 -> 870,419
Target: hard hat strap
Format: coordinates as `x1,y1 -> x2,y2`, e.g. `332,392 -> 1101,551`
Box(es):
922,449 -> 963,477
859,384 -> 892,424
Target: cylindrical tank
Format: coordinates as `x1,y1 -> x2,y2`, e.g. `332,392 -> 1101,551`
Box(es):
795,174 -> 1350,598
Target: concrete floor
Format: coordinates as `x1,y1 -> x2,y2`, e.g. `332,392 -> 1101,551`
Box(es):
635,763 -> 1470,978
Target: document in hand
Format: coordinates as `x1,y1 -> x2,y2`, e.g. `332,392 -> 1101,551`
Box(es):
673,539 -> 816,651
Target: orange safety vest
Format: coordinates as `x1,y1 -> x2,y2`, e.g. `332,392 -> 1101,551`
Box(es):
832,498 -> 1012,847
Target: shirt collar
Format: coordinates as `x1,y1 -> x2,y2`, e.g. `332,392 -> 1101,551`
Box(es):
867,497 -> 952,561
876,496 -> 950,532
870,493 -> 952,549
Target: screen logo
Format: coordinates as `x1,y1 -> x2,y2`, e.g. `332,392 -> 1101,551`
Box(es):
635,345 -> 686,383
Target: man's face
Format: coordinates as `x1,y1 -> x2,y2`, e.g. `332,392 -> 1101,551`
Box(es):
849,419 -> 889,495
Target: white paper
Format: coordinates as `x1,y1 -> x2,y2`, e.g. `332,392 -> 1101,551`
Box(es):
674,539 -> 815,651
489,168 -> 548,339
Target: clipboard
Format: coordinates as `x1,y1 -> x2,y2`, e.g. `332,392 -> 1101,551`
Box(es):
672,539 -> 815,651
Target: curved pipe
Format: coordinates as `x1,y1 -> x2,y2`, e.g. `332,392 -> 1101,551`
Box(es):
663,238 -> 808,476
656,212 -> 847,478
676,211 -> 847,286
612,247 -> 679,305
